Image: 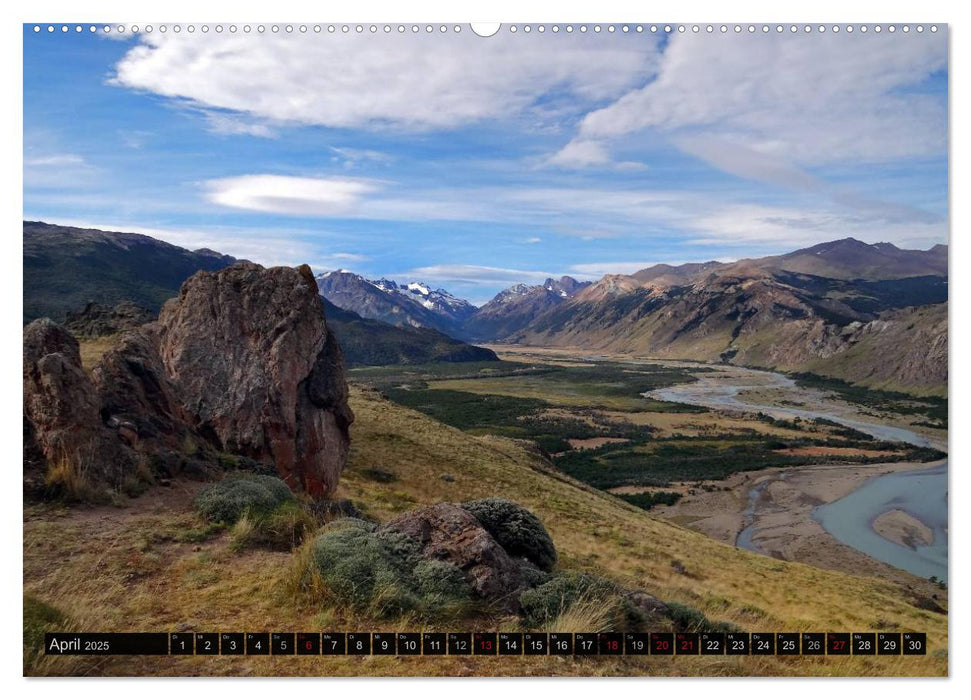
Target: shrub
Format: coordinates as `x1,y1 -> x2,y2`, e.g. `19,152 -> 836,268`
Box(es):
519,572 -> 656,631
666,601 -> 741,633
23,595 -> 66,673
23,595 -> 65,651
519,572 -> 622,628
414,559 -> 472,608
194,474 -> 294,524
229,501 -> 319,552
460,498 -> 557,571
305,518 -> 473,619
619,491 -> 682,511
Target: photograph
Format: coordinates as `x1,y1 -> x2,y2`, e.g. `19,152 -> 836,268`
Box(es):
21,20 -> 949,678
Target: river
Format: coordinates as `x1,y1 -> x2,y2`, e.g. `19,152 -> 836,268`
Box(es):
647,365 -> 948,582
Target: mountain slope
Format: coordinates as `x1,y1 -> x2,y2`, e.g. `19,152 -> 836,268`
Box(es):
750,238 -> 949,280
322,299 -> 498,367
462,276 -> 591,341
316,270 -> 470,336
503,262 -> 947,396
23,221 -> 239,324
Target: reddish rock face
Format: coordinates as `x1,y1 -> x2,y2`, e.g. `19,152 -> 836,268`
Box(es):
379,503 -> 527,602
23,263 -> 354,498
156,263 -> 353,496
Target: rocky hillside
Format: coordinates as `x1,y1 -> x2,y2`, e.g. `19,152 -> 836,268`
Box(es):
23,263 -> 353,499
23,221 -> 239,324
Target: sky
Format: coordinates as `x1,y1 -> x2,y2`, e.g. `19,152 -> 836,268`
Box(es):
23,24 -> 948,305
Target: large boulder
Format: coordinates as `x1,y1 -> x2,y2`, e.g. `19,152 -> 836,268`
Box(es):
22,318 -> 133,491
92,326 -> 191,452
156,263 -> 353,496
23,263 -> 353,499
378,503 -> 528,602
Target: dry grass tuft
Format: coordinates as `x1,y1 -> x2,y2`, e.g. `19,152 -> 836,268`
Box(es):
544,591 -> 619,634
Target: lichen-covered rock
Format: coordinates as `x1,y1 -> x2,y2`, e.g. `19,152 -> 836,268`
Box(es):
22,318 -> 133,491
378,502 -> 527,603
156,262 -> 353,496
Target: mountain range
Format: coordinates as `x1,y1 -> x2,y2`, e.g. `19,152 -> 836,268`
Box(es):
22,221 -> 947,394
316,238 -> 947,395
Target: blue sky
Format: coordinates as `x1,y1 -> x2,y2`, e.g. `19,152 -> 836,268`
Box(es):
24,25 -> 948,304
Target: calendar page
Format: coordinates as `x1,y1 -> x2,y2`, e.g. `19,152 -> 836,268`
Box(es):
22,21 -> 948,678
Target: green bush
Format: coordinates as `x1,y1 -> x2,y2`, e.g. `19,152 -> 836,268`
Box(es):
619,491 -> 682,511
231,501 -> 317,552
24,595 -> 65,651
194,474 -> 294,524
665,601 -> 741,633
307,518 -> 473,619
414,559 -> 472,602
519,572 -> 621,627
461,498 -> 557,571
23,595 -> 66,672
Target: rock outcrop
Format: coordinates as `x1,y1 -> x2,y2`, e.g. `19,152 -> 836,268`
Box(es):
64,301 -> 154,339
23,263 -> 353,498
156,263 -> 352,496
23,318 -> 134,493
91,326 -> 200,476
378,502 -> 528,601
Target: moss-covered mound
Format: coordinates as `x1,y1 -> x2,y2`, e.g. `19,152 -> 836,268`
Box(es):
308,518 -> 472,618
194,473 -> 294,524
519,572 -> 631,628
461,498 -> 557,571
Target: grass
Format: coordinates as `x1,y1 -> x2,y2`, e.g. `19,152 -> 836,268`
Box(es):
77,333 -> 120,369
23,385 -> 948,676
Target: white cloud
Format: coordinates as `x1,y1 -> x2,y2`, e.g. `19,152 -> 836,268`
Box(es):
24,154 -> 85,167
204,111 -> 277,138
205,174 -> 380,216
400,264 -> 559,286
568,261 -> 701,277
546,139 -> 611,168
329,147 -> 394,169
199,173 -> 945,252
525,237 -> 542,244
24,151 -> 98,189
543,138 -> 647,171
681,203 -> 946,251
555,31 -> 947,170
328,252 -> 370,262
111,32 -> 660,132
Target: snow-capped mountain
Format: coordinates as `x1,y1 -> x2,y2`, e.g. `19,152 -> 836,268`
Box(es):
369,278 -> 477,323
462,276 -> 591,341
315,270 -> 476,337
